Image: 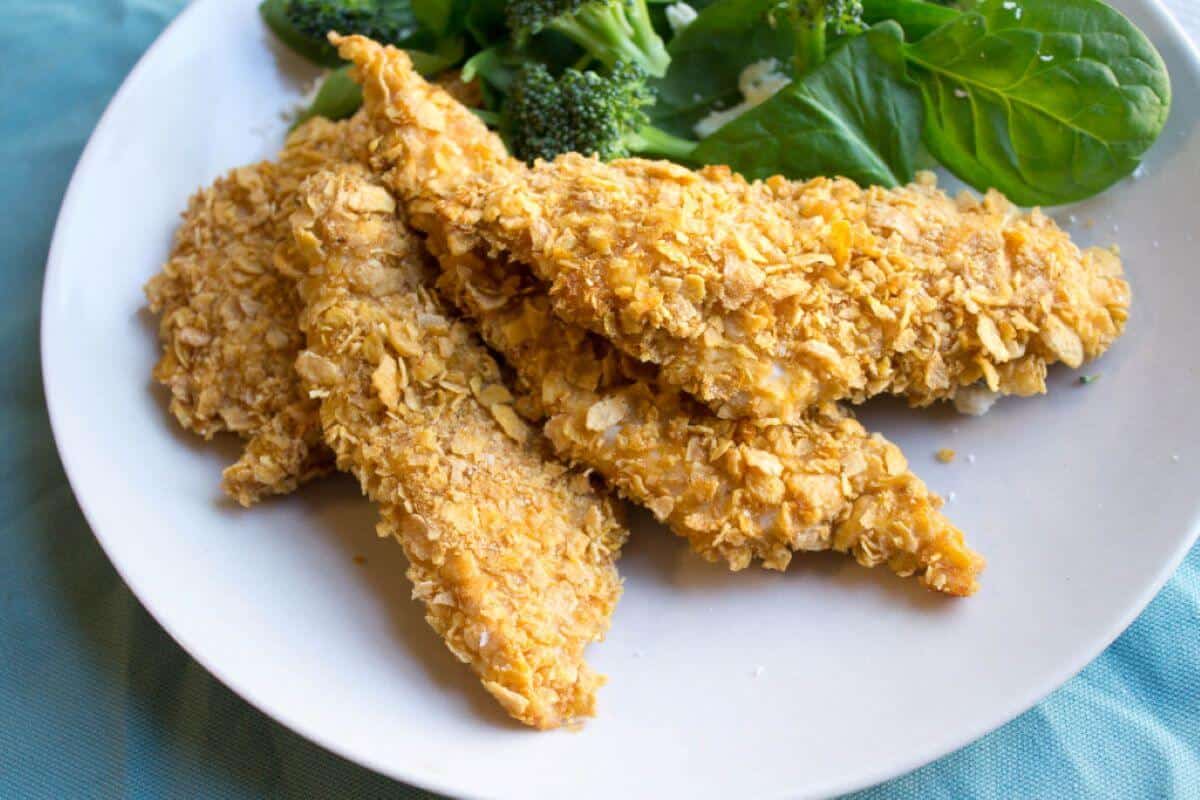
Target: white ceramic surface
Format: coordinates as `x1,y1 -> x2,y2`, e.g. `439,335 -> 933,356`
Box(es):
40,2 -> 1200,798
1164,0 -> 1200,41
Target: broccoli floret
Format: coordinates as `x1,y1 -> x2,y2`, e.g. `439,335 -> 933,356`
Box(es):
790,0 -> 864,75
503,62 -> 696,163
260,0 -> 426,67
286,0 -> 421,43
506,0 -> 671,78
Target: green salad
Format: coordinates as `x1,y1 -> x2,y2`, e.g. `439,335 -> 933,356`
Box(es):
262,0 -> 1171,206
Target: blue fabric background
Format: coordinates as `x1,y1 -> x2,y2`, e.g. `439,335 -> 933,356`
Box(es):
1,2 -> 1196,797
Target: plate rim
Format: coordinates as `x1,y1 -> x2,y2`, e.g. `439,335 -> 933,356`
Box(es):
38,1 -> 1200,797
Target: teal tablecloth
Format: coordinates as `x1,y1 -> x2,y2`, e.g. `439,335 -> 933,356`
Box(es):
2,2 -> 1197,797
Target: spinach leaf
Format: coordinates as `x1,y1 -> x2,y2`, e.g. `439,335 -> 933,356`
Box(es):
409,38 -> 466,75
261,0 -> 342,67
391,0 -> 468,73
906,0 -> 1171,205
650,0 -> 795,137
412,0 -> 467,36
465,0 -> 507,47
646,0 -> 718,40
690,22 -> 923,187
293,66 -> 363,128
861,0 -> 960,41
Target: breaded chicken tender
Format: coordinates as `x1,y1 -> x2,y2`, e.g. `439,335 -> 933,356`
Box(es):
145,114 -> 374,504
478,158 -> 1131,422
291,164 -> 627,728
336,36 -> 1129,425
335,35 -> 983,595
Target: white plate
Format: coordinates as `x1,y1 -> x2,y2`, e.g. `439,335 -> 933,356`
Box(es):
41,1 -> 1200,797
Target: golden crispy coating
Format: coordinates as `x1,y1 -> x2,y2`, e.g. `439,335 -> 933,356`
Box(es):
336,36 -> 983,595
145,114 -> 374,504
474,157 -> 1131,423
291,164 -> 627,728
337,36 -> 1129,425
439,246 -> 983,595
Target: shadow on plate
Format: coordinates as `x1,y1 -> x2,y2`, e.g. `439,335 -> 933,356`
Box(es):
295,475 -> 520,730
617,504 -> 950,613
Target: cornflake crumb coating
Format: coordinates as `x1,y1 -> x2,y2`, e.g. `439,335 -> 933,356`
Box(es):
144,114 -> 374,504
292,163 -> 627,728
336,35 -> 984,595
479,159 -> 1130,423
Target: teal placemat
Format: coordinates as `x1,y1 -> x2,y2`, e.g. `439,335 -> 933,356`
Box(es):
2,2 -> 1196,797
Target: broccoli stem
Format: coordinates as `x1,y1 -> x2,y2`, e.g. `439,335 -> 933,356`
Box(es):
792,0 -> 829,77
623,0 -> 670,73
550,2 -> 670,77
626,127 -> 698,161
